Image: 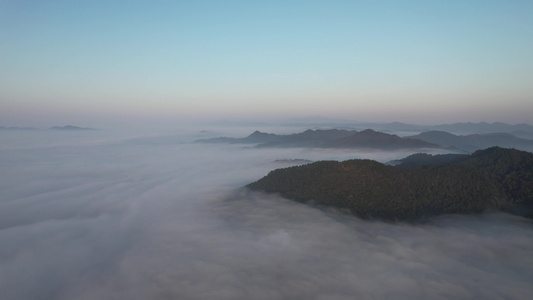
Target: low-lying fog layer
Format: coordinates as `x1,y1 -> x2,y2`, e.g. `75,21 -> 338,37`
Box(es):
1,129 -> 532,300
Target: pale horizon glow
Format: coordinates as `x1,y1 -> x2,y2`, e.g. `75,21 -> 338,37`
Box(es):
1,0 -> 532,127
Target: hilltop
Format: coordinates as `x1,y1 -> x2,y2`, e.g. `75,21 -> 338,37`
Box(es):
247,147 -> 533,221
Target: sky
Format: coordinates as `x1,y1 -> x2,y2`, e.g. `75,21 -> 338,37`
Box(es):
1,0 -> 533,127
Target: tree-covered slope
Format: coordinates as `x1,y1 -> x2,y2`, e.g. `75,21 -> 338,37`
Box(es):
247,147 -> 533,221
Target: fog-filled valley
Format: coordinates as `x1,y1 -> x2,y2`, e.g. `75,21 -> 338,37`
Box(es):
1,127 -> 533,299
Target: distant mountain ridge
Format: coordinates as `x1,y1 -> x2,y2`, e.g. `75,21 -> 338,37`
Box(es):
365,121 -> 533,135
49,125 -> 96,131
428,122 -> 533,134
196,129 -> 440,150
408,130 -> 533,152
198,126 -> 533,153
207,118 -> 533,135
323,129 -> 435,150
247,147 -> 533,221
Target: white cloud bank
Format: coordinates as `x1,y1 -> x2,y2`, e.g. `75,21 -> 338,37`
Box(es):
0,129 -> 532,299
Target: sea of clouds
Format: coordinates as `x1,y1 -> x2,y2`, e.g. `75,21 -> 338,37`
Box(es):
1,128 -> 532,300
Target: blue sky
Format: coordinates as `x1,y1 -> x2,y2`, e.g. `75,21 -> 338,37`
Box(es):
1,0 -> 532,126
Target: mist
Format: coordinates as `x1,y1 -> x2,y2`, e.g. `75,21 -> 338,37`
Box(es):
1,128 -> 532,300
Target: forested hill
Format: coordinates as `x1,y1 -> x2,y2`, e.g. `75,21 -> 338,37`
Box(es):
247,147 -> 533,221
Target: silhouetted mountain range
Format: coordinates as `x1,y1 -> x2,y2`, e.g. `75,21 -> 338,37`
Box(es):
247,147 -> 533,221
196,129 -> 440,150
427,122 -> 533,134
208,118 -> 533,135
324,129 -> 435,149
408,131 -> 533,152
345,121 -> 533,135
362,121 -> 533,135
198,127 -> 533,153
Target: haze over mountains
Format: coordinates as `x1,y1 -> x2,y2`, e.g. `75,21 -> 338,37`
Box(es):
408,131 -> 533,153
2,123 -> 533,299
197,121 -> 533,153
197,129 -> 440,150
209,119 -> 533,135
4,120 -> 532,137
49,125 -> 96,131
0,125 -> 96,131
4,120 -> 532,154
3,0 -> 533,297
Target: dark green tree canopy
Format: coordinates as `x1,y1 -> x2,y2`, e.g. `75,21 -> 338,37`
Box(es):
247,147 -> 533,221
